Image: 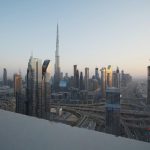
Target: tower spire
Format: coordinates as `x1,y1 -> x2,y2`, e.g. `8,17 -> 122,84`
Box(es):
56,23 -> 59,56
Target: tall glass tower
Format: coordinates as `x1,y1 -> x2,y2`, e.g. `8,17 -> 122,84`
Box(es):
3,68 -> 7,85
105,87 -> 120,136
54,24 -> 60,91
26,56 -> 50,119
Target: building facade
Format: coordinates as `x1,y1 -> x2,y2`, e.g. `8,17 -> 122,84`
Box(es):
14,73 -> 25,114
101,67 -> 106,98
14,74 -> 22,96
105,87 -> 120,136
95,67 -> 99,80
101,65 -> 113,98
3,68 -> 7,85
147,66 -> 150,105
121,70 -> 132,87
85,67 -> 89,91
112,67 -> 120,88
26,56 -> 51,119
80,72 -> 84,90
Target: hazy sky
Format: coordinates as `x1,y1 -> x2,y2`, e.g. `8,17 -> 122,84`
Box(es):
0,0 -> 150,79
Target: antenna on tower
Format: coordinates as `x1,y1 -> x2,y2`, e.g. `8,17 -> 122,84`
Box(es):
31,50 -> 33,58
19,69 -> 21,76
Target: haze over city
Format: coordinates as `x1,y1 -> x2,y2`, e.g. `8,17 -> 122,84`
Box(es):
1,0 -> 150,147
0,0 -> 150,78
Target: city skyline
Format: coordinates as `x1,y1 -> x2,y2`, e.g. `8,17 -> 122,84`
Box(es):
0,0 -> 150,78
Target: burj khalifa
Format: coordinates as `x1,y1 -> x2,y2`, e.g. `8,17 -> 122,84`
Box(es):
54,24 -> 60,90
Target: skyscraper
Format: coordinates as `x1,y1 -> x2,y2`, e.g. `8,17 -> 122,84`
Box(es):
26,56 -> 50,119
73,65 -> 77,87
14,73 -> 22,96
147,66 -> 150,105
105,87 -> 120,136
54,24 -> 60,91
76,70 -> 79,88
14,73 -> 26,114
120,70 -> 132,88
101,67 -> 106,98
101,65 -> 113,98
95,68 -> 99,80
112,67 -> 120,88
41,60 -> 51,119
106,65 -> 112,87
85,67 -> 89,91
3,68 -> 7,85
80,72 -> 84,90
26,56 -> 42,117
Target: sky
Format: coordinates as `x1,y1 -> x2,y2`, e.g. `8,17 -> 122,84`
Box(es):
0,0 -> 150,79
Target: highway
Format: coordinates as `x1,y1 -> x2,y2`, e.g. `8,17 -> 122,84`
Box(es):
51,101 -> 150,142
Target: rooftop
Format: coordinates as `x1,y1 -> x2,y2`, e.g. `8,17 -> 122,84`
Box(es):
0,109 -> 149,150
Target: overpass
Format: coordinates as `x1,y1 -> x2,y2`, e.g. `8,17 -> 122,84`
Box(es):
50,102 -> 150,142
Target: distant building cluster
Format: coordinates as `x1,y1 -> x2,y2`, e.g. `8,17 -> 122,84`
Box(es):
22,57 -> 51,119
0,85 -> 15,112
51,64 -> 132,104
1,24 -> 150,128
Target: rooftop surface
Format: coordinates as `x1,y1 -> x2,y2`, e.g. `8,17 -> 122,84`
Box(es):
0,109 -> 149,150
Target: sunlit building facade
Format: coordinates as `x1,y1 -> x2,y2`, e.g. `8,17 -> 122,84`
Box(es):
101,65 -> 113,98
101,67 -> 106,98
14,74 -> 22,96
14,73 -> 25,114
106,65 -> 112,87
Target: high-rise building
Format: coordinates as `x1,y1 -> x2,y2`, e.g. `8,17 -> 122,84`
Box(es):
101,67 -> 106,98
41,60 -> 51,119
76,70 -> 79,88
106,65 -> 112,87
26,56 -> 42,117
65,73 -> 68,79
26,56 -> 50,119
147,66 -> 150,105
14,74 -> 22,96
54,24 -> 60,91
105,87 -> 120,136
73,65 -> 77,88
95,68 -> 99,80
73,65 -> 79,88
14,73 -> 25,114
85,67 -> 89,91
120,70 -> 132,87
112,67 -> 120,88
80,72 -> 84,90
3,68 -> 7,85
101,65 -> 113,98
